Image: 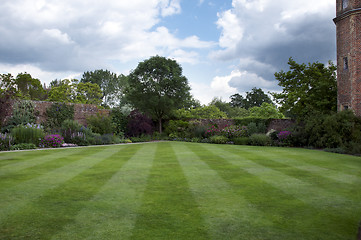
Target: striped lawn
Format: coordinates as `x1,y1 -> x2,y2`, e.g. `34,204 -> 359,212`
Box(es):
0,142 -> 360,240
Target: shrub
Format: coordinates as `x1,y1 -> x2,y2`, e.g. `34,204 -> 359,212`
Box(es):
10,143 -> 36,150
126,110 -> 154,137
164,120 -> 189,138
93,134 -> 121,145
40,134 -> 64,148
130,134 -> 152,143
191,137 -> 201,143
210,135 -> 229,144
247,122 -> 266,136
44,103 -> 74,130
190,123 -> 208,138
0,133 -> 14,151
111,107 -> 128,136
11,124 -> 44,146
87,113 -> 114,135
4,101 -> 37,132
204,125 -> 220,137
303,110 -> 361,150
221,125 -> 248,138
248,134 -> 272,146
233,137 -> 249,145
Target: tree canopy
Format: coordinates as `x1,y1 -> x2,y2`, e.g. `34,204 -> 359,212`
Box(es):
230,87 -> 273,109
81,69 -> 128,108
125,56 -> 192,132
272,58 -> 337,119
48,79 -> 103,105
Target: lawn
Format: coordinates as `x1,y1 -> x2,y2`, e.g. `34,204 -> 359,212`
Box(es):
0,142 -> 360,240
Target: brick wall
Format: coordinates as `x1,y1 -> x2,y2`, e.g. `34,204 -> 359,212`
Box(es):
1,100 -> 110,126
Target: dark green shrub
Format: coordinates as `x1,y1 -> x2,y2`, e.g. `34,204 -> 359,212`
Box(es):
191,124 -> 208,138
164,120 -> 189,138
44,103 -> 74,130
11,124 -> 44,145
111,107 -> 128,136
247,122 -> 266,135
303,110 -> 361,150
210,135 -> 229,144
130,134 -> 152,143
10,143 -> 36,150
87,113 -> 114,135
233,137 -> 249,145
249,134 -> 272,146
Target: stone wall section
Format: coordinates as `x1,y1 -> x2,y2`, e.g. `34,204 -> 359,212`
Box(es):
1,100 -> 110,126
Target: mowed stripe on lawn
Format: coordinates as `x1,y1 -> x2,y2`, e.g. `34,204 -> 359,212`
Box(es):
0,145 -> 122,227
173,143 -> 279,240
0,148 -> 92,191
130,142 -> 209,240
51,143 -> 155,240
199,143 -> 359,239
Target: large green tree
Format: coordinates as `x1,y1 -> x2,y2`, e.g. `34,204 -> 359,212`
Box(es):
48,79 -> 102,105
15,73 -> 47,100
81,69 -> 128,108
272,58 -> 337,119
210,97 -> 249,118
230,87 -> 272,109
125,56 -> 192,133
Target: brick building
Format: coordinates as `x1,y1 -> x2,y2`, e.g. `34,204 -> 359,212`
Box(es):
334,0 -> 361,116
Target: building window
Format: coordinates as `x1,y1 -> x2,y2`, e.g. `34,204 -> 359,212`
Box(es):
343,57 -> 348,70
343,0 -> 349,9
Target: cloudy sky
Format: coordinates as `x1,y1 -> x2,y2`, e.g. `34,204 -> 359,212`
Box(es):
0,0 -> 336,104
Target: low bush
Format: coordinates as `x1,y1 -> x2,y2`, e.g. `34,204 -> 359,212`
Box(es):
247,122 -> 266,136
0,133 -> 14,151
11,124 -> 44,146
221,125 -> 248,138
130,134 -> 152,143
87,113 -> 114,135
233,137 -> 249,145
40,134 -> 64,148
10,143 -> 37,150
44,103 -> 74,130
210,135 -> 229,144
164,120 -> 189,138
248,134 -> 272,146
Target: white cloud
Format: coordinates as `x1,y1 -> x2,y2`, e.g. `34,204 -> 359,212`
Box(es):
43,29 -> 73,44
212,0 -> 336,92
0,0 -> 214,74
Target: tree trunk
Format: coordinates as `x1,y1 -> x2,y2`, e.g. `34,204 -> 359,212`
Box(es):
158,118 -> 162,134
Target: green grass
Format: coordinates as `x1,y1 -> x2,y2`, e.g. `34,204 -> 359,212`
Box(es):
0,142 -> 360,239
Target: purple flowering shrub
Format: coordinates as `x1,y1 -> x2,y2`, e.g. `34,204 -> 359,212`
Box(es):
40,134 -> 64,148
0,133 -> 14,151
278,131 -> 292,141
